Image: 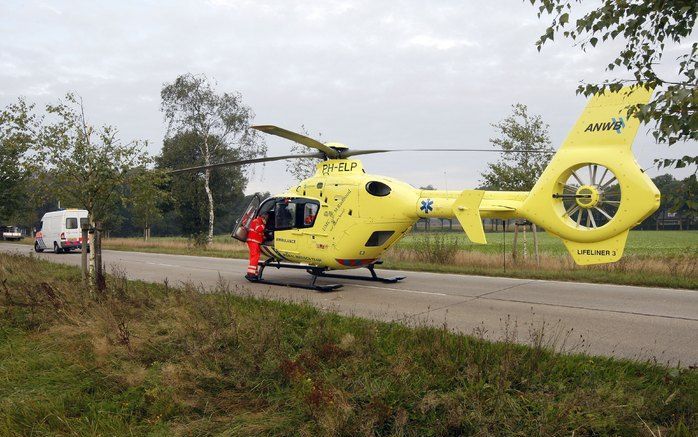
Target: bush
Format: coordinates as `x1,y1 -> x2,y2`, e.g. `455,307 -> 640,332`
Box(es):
187,232 -> 209,248
413,231 -> 460,264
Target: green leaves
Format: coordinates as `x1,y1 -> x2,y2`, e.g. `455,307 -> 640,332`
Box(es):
38,94 -> 151,224
480,104 -> 555,191
531,0 -> 698,170
0,99 -> 40,223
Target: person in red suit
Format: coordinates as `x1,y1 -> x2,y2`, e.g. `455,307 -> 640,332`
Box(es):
245,213 -> 268,280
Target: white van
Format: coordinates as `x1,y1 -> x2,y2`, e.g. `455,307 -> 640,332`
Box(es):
35,209 -> 89,253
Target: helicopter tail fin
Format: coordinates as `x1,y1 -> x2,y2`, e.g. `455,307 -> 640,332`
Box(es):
452,190 -> 487,244
517,85 -> 660,265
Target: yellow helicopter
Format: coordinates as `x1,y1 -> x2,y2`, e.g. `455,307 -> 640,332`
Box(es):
172,86 -> 660,291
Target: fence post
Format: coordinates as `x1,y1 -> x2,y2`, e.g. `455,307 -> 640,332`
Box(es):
81,223 -> 89,282
522,223 -> 528,260
94,221 -> 105,291
532,223 -> 540,268
502,219 -> 506,272
512,222 -> 519,261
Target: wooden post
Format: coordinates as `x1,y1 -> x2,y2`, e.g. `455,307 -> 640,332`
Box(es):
81,223 -> 89,281
94,221 -> 105,291
522,223 -> 528,260
512,222 -> 519,261
502,219 -> 506,272
532,223 -> 540,268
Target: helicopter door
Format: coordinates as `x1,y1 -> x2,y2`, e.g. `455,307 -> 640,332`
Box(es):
231,195 -> 261,242
273,199 -> 299,254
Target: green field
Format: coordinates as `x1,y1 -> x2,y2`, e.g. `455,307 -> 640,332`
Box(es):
397,229 -> 698,257
1,252 -> 696,435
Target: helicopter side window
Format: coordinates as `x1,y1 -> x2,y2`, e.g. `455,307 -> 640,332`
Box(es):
302,203 -> 319,227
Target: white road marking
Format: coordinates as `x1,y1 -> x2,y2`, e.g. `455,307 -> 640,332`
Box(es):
357,284 -> 448,296
144,261 -> 179,268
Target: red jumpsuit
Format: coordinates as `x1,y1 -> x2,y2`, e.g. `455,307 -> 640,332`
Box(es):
246,216 -> 266,276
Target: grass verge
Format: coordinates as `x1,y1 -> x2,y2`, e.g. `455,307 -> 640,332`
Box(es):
0,252 -> 696,435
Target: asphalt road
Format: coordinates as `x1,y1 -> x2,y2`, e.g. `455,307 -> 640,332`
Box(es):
2,242 -> 696,366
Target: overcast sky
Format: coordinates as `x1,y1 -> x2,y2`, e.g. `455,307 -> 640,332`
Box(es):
1,0 -> 694,194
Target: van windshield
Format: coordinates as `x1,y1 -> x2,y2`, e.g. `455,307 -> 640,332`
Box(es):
66,218 -> 78,229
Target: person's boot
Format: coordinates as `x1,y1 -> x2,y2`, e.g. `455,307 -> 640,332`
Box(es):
245,273 -> 259,282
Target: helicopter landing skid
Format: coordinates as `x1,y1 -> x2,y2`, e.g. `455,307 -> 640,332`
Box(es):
313,263 -> 406,284
252,259 -> 342,292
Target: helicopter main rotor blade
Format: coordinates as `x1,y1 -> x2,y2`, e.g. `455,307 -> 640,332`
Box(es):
167,153 -> 324,174
341,148 -> 552,157
252,125 -> 340,159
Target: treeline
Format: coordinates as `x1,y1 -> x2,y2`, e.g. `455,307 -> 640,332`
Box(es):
1,75 -> 270,240
638,174 -> 697,230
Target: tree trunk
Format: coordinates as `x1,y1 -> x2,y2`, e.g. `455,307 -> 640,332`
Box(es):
94,221 -> 105,292
204,168 -> 214,243
203,137 -> 214,244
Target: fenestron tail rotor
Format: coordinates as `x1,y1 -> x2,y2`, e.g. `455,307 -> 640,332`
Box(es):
554,163 -> 621,230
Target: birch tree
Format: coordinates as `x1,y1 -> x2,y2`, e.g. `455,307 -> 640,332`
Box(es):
161,74 -> 266,243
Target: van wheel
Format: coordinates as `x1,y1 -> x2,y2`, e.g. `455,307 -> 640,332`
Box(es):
34,242 -> 44,253
53,242 -> 62,254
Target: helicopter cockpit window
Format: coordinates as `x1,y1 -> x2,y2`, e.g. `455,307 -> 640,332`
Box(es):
275,202 -> 297,230
272,198 -> 321,230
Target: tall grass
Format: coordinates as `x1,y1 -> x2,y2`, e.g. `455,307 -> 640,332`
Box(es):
0,252 -> 696,435
411,232 -> 460,264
